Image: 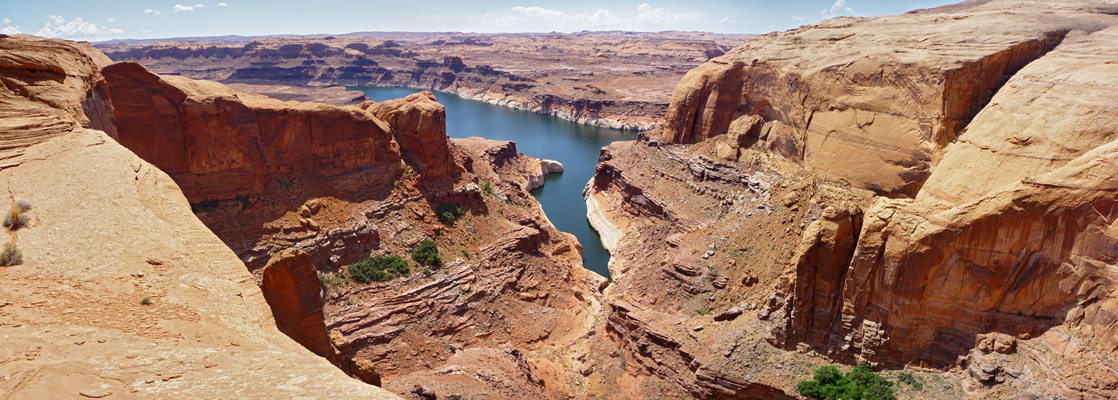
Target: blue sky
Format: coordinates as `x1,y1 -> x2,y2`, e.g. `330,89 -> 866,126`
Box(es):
1,0 -> 955,41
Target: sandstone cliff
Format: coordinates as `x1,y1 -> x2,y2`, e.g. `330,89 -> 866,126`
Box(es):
0,34 -> 397,398
360,91 -> 455,179
98,51 -> 606,397
102,61 -> 404,203
586,1 -> 1118,398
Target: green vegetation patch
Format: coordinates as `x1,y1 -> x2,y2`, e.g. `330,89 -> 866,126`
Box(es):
797,365 -> 895,400
480,181 -> 494,196
436,203 -> 466,222
348,255 -> 410,283
412,239 -> 442,268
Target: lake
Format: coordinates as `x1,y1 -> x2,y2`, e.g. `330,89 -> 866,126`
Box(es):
352,86 -> 632,278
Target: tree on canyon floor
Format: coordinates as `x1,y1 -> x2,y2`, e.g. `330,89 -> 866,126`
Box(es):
797,365 -> 895,400
348,255 -> 411,283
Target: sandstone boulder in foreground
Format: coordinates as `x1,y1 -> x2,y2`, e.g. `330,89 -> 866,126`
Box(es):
0,34 -> 397,399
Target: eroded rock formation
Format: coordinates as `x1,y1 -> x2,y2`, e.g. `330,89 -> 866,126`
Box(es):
360,91 -> 454,179
102,61 -> 404,203
0,34 -> 396,399
586,1 -> 1118,398
100,52 -> 606,398
259,248 -> 334,360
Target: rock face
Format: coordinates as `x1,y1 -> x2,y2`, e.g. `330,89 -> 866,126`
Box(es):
96,31 -> 755,131
259,248 -> 334,360
360,91 -> 454,179
101,61 -> 604,397
0,34 -> 396,399
660,5 -> 1078,196
102,61 -> 403,203
586,1 -> 1118,398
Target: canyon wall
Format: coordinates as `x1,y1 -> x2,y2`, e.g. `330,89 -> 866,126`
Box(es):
0,34 -> 398,398
586,1 -> 1118,398
100,49 -> 606,398
102,61 -> 405,203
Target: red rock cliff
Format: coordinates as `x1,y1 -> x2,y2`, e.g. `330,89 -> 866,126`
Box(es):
360,91 -> 455,179
102,61 -> 404,202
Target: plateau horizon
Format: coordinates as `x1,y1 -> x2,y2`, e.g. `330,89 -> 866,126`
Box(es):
3,0 -> 955,41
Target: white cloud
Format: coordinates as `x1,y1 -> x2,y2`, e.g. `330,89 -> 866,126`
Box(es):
194,3 -> 204,8
791,15 -> 807,21
174,4 -> 195,12
218,2 -> 227,6
144,9 -> 162,15
1,18 -> 20,34
479,3 -> 702,32
36,15 -> 123,37
718,16 -> 736,24
106,17 -> 115,22
821,0 -> 856,18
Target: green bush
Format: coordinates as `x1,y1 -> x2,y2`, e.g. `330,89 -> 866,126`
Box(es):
461,249 -> 470,259
480,181 -> 494,196
797,365 -> 895,400
140,296 -> 153,305
411,239 -> 442,267
348,255 -> 410,283
0,242 -> 22,266
436,203 -> 465,222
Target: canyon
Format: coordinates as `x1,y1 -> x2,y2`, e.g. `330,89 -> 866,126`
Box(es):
94,31 -> 753,131
584,0 -> 1118,398
2,0 -> 1118,398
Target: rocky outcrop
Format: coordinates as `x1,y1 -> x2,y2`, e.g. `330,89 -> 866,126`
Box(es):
259,248 -> 334,360
660,6 -> 1080,196
764,17 -> 1118,385
660,60 -> 744,145
587,1 -> 1118,398
102,61 -> 404,203
0,34 -> 396,399
360,91 -> 454,179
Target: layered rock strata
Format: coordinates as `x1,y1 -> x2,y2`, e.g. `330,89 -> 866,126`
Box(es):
586,1 -> 1118,398
101,54 -> 605,398
102,61 -> 404,203
96,31 -> 755,131
0,34 -> 397,399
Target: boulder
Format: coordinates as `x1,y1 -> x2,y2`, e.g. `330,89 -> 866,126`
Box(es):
259,249 -> 334,360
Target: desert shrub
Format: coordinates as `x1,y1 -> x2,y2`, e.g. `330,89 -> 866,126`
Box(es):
317,271 -> 349,300
140,296 -> 153,305
348,255 -> 410,283
14,200 -> 30,212
3,204 -> 29,230
461,249 -> 470,259
797,365 -> 895,400
897,371 -> 923,390
436,203 -> 465,222
0,242 -> 21,266
411,239 -> 442,267
480,181 -> 494,196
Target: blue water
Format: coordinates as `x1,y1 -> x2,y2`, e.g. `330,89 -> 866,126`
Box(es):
352,86 -> 631,278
